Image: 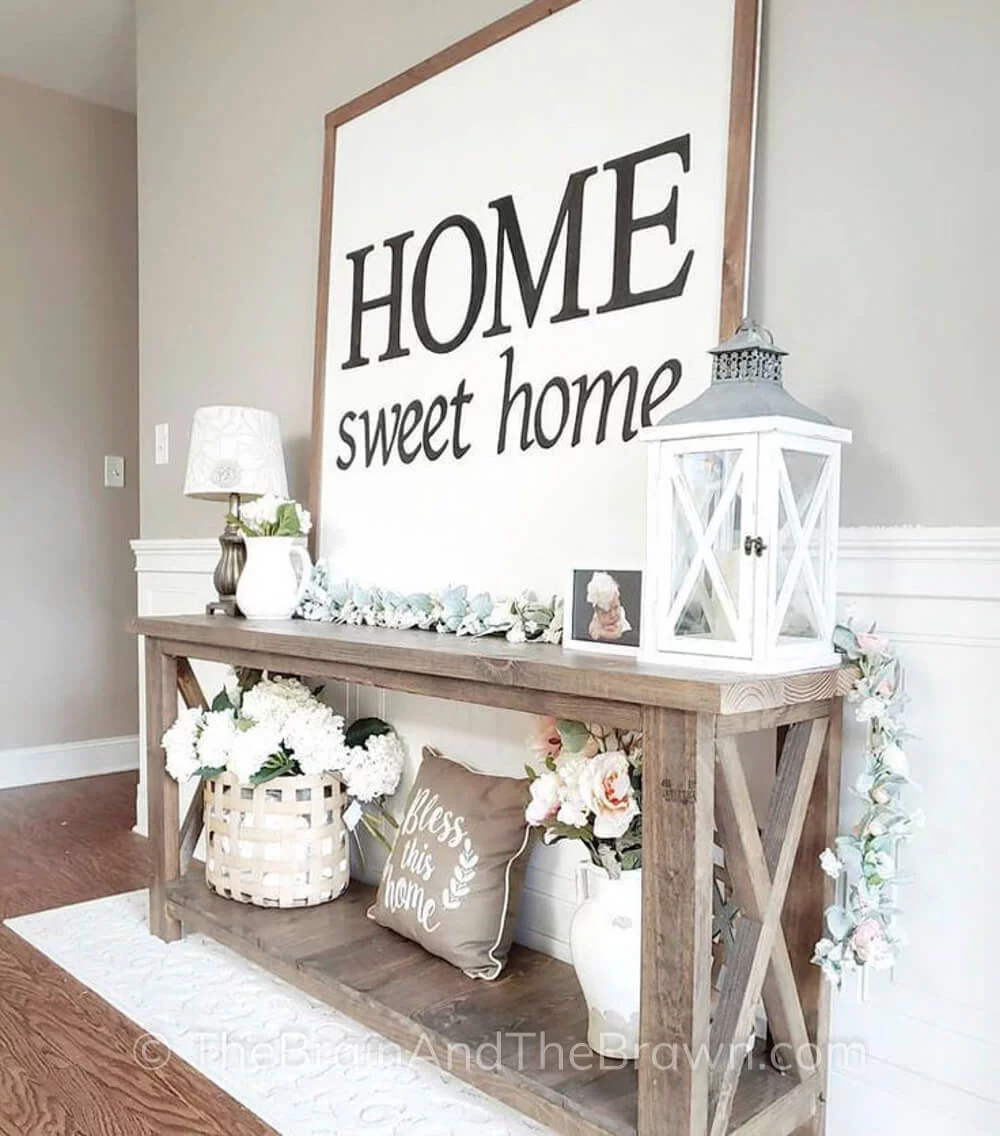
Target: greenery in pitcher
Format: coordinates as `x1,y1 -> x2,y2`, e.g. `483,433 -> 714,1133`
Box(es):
227,493 -> 312,538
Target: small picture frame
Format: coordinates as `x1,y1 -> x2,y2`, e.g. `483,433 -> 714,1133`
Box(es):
564,567 -> 644,656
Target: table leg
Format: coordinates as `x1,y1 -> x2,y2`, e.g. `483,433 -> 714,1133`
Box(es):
785,702 -> 843,1136
639,707 -> 716,1136
145,638 -> 181,942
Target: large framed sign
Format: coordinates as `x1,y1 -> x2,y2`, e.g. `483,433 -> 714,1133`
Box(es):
310,0 -> 757,597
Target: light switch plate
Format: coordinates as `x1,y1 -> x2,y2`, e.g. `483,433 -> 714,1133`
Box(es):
104,455 -> 125,488
155,423 -> 169,465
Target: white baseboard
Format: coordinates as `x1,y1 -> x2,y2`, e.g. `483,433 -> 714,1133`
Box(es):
0,735 -> 139,791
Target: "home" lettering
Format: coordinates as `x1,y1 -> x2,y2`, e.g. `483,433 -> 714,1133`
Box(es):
340,135 -> 694,369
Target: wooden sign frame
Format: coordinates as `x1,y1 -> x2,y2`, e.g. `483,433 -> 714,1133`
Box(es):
308,0 -> 760,552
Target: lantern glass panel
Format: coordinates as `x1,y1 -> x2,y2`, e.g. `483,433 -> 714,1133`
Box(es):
668,448 -> 747,644
784,450 -> 828,517
779,561 -> 820,639
774,447 -> 832,643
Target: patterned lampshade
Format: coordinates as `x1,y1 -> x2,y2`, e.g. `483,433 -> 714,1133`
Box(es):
183,405 -> 288,501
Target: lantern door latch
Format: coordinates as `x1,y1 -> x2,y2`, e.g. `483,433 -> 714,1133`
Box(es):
744,535 -> 767,557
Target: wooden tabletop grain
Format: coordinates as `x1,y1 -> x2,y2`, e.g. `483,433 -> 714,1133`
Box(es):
131,614 -> 855,716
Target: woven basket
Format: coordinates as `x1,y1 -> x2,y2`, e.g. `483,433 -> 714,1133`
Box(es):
204,771 -> 350,908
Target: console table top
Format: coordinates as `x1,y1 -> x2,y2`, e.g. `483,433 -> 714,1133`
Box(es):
131,614 -> 854,716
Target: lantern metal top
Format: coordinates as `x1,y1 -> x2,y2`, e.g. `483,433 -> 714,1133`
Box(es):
657,318 -> 834,429
709,319 -> 787,371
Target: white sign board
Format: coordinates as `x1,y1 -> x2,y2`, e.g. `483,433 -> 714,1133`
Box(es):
316,0 -> 739,599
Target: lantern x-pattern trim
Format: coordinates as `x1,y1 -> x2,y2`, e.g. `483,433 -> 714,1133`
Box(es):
641,320 -> 852,674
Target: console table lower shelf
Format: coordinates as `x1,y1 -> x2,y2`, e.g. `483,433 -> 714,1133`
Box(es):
164,871 -> 819,1136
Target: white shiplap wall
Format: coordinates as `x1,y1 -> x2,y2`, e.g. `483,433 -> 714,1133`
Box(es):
132,527 -> 1000,1135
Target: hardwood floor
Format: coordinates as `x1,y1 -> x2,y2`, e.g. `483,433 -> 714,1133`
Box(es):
0,771 -> 274,1135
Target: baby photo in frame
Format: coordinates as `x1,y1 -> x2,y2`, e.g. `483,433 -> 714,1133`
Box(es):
565,568 -> 643,656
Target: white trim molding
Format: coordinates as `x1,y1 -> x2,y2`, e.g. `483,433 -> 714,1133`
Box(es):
132,527 -> 1000,596
131,537 -> 220,576
0,735 -> 139,791
839,526 -> 1000,601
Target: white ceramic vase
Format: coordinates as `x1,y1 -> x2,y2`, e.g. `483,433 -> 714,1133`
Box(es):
235,537 -> 312,620
569,865 -> 642,1060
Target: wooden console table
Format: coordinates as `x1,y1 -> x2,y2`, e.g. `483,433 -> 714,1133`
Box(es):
133,613 -> 850,1136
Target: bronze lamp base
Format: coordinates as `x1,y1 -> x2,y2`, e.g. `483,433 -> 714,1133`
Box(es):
207,492 -> 246,617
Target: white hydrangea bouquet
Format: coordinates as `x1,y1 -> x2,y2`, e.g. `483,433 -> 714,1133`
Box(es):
228,493 -> 312,538
162,670 -> 403,850
523,717 -> 642,877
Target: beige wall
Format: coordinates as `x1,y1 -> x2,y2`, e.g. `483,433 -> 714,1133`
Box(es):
751,0 -> 999,523
136,0 -> 523,539
136,0 -> 999,534
0,76 -> 139,749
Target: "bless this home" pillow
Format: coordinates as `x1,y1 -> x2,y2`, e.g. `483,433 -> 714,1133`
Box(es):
368,747 -> 533,979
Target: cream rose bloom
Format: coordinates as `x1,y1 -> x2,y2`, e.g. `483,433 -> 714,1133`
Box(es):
552,753 -> 590,819
579,751 -> 638,838
556,800 -> 589,827
525,771 -> 561,825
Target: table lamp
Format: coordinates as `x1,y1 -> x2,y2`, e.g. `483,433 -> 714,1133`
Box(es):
184,405 -> 288,615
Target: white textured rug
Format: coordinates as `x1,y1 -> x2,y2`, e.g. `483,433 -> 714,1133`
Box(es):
6,890 -> 550,1136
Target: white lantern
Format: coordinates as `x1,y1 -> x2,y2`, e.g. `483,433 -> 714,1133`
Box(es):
641,320 -> 851,674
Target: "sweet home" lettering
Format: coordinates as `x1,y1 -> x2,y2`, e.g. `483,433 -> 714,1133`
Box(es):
334,135 -> 693,469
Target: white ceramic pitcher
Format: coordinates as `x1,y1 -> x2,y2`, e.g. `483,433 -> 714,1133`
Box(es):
236,537 -> 312,620
568,864 -> 642,1059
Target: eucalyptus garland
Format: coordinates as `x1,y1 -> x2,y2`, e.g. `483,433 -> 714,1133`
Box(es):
297,559 -> 564,645
812,624 -> 923,987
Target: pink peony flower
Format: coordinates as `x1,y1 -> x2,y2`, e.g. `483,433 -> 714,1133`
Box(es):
855,631 -> 890,656
850,918 -> 884,961
530,716 -> 563,759
851,918 -> 895,968
580,751 -> 639,839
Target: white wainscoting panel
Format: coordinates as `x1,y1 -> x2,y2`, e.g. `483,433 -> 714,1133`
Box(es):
133,539 -> 224,837
132,528 -> 1000,1135
0,735 -> 138,791
827,527 -> 1000,1134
